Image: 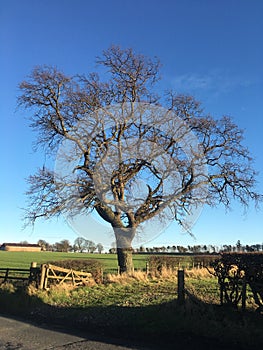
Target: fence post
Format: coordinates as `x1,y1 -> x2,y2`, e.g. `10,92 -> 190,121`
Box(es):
4,268 -> 9,282
177,269 -> 185,304
145,262 -> 149,275
44,265 -> 50,289
29,262 -> 39,285
242,278 -> 247,310
39,264 -> 46,289
220,283 -> 224,305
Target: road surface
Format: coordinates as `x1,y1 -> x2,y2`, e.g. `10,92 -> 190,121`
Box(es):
0,315 -> 147,350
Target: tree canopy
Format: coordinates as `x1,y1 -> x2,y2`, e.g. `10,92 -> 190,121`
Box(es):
18,46 -> 261,272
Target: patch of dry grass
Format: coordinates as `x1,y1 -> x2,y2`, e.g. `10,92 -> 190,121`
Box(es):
185,267 -> 215,279
105,270 -> 149,284
0,282 -> 16,293
105,266 -> 181,284
152,266 -> 177,279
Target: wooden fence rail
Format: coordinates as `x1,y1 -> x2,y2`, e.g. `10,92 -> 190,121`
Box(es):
0,263 -> 92,289
39,264 -> 92,289
0,266 -> 39,283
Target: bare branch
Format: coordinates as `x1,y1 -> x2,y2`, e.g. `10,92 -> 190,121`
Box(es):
18,46 -> 262,255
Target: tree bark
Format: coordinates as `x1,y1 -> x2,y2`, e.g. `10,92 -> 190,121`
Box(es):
113,227 -> 136,274
117,247 -> 134,274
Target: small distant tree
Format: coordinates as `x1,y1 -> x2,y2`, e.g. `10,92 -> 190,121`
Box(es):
85,240 -> 96,253
192,245 -> 201,253
171,245 -> 177,253
37,239 -> 48,251
202,245 -> 208,253
74,237 -> 87,253
20,240 -> 29,245
209,245 -> 216,253
109,247 -> 117,254
153,247 -> 161,253
18,46 -> 261,273
176,246 -> 184,253
55,239 -> 71,252
96,243 -> 104,254
255,244 -> 261,252
236,240 -> 242,252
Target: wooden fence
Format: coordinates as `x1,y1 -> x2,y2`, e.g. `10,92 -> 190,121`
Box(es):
39,264 -> 92,289
0,263 -> 39,284
0,267 -> 31,282
0,262 -> 92,289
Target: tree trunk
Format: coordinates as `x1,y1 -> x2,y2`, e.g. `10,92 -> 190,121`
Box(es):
113,227 -> 136,274
117,247 -> 134,274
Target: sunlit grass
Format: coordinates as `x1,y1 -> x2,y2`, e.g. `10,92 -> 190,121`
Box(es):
1,266 -> 263,349
0,251 -> 148,272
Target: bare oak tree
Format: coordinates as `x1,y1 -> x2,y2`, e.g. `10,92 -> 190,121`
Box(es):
18,46 -> 261,273
74,237 -> 87,253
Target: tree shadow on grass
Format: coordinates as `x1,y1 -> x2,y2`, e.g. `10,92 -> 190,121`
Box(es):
0,286 -> 263,350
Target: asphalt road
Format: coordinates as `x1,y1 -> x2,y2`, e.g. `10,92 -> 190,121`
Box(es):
0,315 -> 147,350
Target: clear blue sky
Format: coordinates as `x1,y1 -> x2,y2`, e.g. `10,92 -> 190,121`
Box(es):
0,0 -> 262,248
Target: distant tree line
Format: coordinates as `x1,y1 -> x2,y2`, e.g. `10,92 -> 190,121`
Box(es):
110,240 -> 263,254
23,239 -> 263,255
36,238 -> 104,253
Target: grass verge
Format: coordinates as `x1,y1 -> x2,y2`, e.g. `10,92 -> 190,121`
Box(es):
0,270 -> 263,349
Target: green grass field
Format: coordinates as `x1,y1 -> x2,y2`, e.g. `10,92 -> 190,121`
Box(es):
0,251 -> 148,272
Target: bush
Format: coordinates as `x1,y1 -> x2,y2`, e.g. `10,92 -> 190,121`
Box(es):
192,255 -> 218,267
148,255 -> 219,275
211,253 -> 263,309
46,259 -> 103,283
148,256 -> 183,275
